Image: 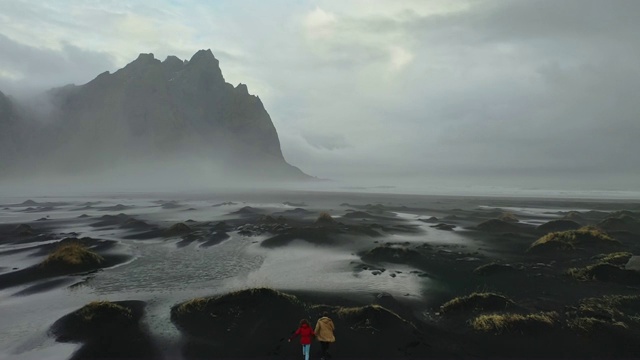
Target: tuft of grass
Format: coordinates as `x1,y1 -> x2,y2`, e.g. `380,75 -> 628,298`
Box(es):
563,295 -> 640,335
334,304 -> 414,334
498,212 -> 519,223
567,266 -> 594,281
528,226 -> 619,253
336,304 -> 383,318
76,301 -> 132,322
574,295 -> 640,319
470,312 -> 558,334
315,212 -> 336,224
41,242 -> 104,268
441,292 -> 514,314
174,288 -> 302,317
175,297 -> 210,316
473,262 -> 515,275
567,317 -> 628,333
598,252 -> 633,265
567,262 -> 640,285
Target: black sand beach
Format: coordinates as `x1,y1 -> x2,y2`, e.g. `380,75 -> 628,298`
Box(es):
1,191 -> 639,359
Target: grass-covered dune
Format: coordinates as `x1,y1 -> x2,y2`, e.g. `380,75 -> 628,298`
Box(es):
0,239 -> 129,290
565,251 -> 638,285
40,242 -> 105,271
528,226 -> 620,254
171,288 -> 434,358
437,292 -> 640,357
50,300 -> 156,360
440,292 -> 515,314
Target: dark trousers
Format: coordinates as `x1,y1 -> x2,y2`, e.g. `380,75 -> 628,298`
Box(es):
320,341 -> 331,358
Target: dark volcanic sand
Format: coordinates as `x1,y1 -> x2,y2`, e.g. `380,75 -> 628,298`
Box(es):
0,191 -> 639,358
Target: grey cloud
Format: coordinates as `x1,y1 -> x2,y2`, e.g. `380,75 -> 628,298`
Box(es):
0,34 -> 116,95
274,1 -> 640,189
302,132 -> 349,150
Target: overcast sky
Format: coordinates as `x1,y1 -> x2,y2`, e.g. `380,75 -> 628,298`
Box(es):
1,0 -> 639,192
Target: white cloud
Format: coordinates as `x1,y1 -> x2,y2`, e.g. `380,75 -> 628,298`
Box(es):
303,6 -> 337,39
388,46 -> 414,71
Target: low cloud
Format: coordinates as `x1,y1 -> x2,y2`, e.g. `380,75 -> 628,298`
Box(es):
302,132 -> 349,151
0,34 -> 116,95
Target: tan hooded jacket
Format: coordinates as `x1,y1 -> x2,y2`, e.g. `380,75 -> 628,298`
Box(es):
314,316 -> 335,342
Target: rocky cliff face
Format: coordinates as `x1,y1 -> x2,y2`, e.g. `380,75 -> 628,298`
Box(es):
0,91 -> 31,171
0,50 -> 308,182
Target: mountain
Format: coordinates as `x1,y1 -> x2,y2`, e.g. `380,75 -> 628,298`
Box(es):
0,50 -> 309,183
0,91 -> 34,171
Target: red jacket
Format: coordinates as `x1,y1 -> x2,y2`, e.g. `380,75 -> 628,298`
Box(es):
290,323 -> 315,345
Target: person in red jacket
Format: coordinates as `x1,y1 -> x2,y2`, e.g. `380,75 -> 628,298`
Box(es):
288,318 -> 315,360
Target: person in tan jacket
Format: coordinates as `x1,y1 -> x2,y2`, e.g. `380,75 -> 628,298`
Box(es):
314,312 -> 335,359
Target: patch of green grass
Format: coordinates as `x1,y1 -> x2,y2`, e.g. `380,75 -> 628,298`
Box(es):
470,312 -> 558,334
441,292 -> 514,314
528,226 -> 619,253
41,242 -> 104,268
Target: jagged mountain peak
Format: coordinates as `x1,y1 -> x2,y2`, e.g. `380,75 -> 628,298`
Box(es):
127,53 -> 160,67
235,83 -> 249,95
0,49 -> 310,182
189,49 -> 217,64
163,55 -> 183,65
